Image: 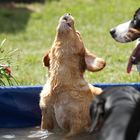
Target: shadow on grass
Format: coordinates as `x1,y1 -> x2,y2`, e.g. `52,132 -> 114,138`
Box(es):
0,3 -> 32,34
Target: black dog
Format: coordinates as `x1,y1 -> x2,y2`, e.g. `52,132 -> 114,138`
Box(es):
90,86 -> 140,140
125,97 -> 140,140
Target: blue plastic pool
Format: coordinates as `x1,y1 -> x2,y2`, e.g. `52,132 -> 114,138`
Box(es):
1,83 -> 140,128
0,83 -> 139,140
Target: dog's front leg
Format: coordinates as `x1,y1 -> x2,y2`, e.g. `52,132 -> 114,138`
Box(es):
88,84 -> 103,95
41,108 -> 47,129
41,107 -> 54,131
64,124 -> 82,138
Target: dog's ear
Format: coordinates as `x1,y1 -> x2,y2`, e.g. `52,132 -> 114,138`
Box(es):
43,51 -> 50,67
135,8 -> 140,20
132,8 -> 140,28
85,50 -> 106,72
104,96 -> 112,112
89,97 -> 105,133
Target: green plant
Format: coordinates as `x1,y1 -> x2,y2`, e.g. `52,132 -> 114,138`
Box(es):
0,39 -> 18,86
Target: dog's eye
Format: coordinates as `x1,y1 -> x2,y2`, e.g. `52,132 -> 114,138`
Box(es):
135,21 -> 140,28
131,19 -> 137,25
134,20 -> 137,25
131,19 -> 140,28
131,17 -> 140,28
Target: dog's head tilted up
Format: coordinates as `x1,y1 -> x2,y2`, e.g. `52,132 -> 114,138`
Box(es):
57,13 -> 75,34
40,14 -> 106,137
44,13 -> 106,77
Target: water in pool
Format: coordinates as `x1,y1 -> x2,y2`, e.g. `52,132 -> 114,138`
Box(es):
0,127 -> 97,140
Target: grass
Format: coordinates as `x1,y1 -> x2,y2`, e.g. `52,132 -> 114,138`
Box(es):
0,0 -> 140,86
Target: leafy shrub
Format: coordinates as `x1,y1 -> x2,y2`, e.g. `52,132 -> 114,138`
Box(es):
0,39 -> 18,86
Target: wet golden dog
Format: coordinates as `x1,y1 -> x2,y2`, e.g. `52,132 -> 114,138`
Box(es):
39,13 -> 106,137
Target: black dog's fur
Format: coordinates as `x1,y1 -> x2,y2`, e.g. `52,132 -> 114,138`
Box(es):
90,86 -> 140,140
125,98 -> 140,140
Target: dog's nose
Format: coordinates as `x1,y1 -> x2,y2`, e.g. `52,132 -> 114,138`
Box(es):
63,17 -> 67,21
110,28 -> 116,37
63,13 -> 71,21
63,14 -> 69,21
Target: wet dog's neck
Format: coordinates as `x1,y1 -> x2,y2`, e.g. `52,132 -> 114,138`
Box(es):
48,36 -> 86,88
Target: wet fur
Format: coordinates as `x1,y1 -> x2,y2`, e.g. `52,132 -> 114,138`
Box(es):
39,14 -> 105,137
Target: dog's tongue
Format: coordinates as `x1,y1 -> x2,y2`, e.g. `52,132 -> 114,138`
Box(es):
127,60 -> 133,73
127,40 -> 140,73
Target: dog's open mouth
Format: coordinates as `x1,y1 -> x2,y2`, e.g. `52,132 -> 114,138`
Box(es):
127,39 -> 140,73
61,14 -> 73,28
67,22 -> 71,27
57,13 -> 74,33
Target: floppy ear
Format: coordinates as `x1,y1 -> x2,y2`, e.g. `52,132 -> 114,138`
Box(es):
89,97 -> 105,133
85,50 -> 106,72
43,51 -> 50,67
104,96 -> 112,112
135,8 -> 140,20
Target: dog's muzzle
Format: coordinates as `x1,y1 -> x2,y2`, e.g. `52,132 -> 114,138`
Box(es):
57,13 -> 74,32
62,13 -> 71,21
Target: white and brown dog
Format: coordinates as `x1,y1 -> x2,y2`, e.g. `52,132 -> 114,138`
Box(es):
110,8 -> 140,73
39,14 -> 105,137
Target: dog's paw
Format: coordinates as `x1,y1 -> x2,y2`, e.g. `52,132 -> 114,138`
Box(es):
89,84 -> 103,95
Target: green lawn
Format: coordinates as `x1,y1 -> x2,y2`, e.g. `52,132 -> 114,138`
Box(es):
0,0 -> 140,86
